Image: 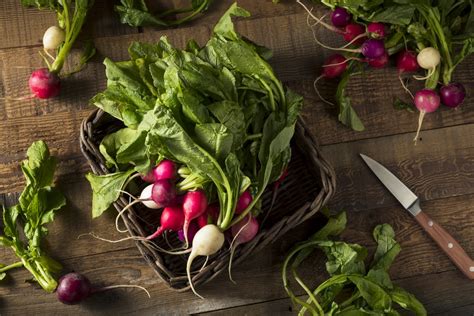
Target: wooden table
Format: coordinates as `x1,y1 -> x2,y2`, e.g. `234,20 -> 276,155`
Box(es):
1,1 -> 473,314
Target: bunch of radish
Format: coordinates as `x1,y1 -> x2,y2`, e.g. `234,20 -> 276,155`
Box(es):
298,0 -> 467,142
109,159 -> 262,298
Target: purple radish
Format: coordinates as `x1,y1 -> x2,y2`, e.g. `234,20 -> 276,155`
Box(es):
57,272 -> 149,305
146,206 -> 185,240
182,190 -> 208,248
151,179 -> 176,207
413,89 -> 440,143
360,39 -> 385,59
440,83 -> 466,108
29,68 -> 60,99
331,7 -> 351,27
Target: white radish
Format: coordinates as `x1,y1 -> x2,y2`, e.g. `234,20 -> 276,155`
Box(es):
186,224 -> 224,298
414,47 -> 440,80
43,26 -> 65,50
140,184 -> 160,209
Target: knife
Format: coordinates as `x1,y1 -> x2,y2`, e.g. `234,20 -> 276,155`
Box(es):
360,154 -> 474,280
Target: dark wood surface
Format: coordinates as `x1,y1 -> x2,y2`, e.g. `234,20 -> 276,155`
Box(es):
1,0 -> 473,315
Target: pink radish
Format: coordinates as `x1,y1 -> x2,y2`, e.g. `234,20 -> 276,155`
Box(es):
228,216 -> 259,282
235,190 -> 253,215
29,68 -> 60,99
186,224 -> 224,298
146,206 -> 185,240
182,190 -> 208,248
342,23 -> 366,44
413,89 -> 440,143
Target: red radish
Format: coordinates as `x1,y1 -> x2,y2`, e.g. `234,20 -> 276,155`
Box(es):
182,190 -> 208,248
186,224 -> 224,298
397,50 -> 419,73
153,159 -> 176,181
314,54 -> 348,105
331,7 -> 351,27
228,216 -> 259,282
367,22 -> 387,39
151,180 -> 176,207
235,190 -> 253,215
29,68 -> 60,99
196,212 -> 209,228
274,168 -> 289,190
368,51 -> 389,68
342,23 -> 365,44
146,206 -> 185,240
413,89 -> 440,143
57,272 -> 149,305
141,160 -> 177,183
178,222 -> 199,244
440,83 -> 466,108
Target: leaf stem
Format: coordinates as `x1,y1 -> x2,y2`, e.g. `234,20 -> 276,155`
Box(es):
0,261 -> 23,272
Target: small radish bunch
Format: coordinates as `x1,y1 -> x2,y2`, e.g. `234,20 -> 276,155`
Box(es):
56,272 -> 149,305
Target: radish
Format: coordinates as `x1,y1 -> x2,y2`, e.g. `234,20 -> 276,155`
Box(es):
314,54 -> 348,105
235,190 -> 253,215
151,179 -> 177,207
415,47 -> 440,80
186,224 -> 224,298
139,184 -> 161,209
228,216 -> 259,282
146,206 -> 185,240
367,22 -> 387,39
196,212 -> 209,228
413,89 -> 440,143
43,26 -> 65,51
141,159 -> 177,183
56,272 -> 149,305
182,190 -> 208,248
342,23 -> 366,44
178,222 -> 199,244
397,50 -> 419,97
440,83 -> 466,108
360,39 -> 385,59
29,68 -> 60,99
367,51 -> 389,68
331,7 -> 351,27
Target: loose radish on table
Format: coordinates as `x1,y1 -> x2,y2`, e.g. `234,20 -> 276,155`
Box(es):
146,206 -> 185,240
43,26 -> 65,51
182,190 -> 208,248
186,224 -> 225,298
413,89 -> 440,143
57,272 -> 149,305
415,47 -> 440,80
331,7 -> 351,27
29,68 -> 61,99
440,82 -> 466,108
367,22 -> 387,39
228,216 -> 259,282
367,51 -> 389,68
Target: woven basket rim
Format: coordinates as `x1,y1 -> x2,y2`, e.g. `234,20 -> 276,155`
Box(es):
80,109 -> 336,291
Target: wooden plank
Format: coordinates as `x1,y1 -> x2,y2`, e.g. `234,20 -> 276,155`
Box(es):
322,123 -> 474,211
197,269 -> 474,315
0,0 -> 137,49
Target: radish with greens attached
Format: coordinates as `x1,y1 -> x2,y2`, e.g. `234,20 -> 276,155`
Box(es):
413,89 -> 440,143
367,22 -> 387,39
29,68 -> 61,99
313,54 -> 349,105
42,26 -> 65,51
186,224 -> 225,298
228,216 -> 259,282
440,83 -> 466,108
57,272 -> 149,305
396,50 -> 420,97
151,179 -> 177,207
331,7 -> 351,27
146,206 -> 185,240
415,47 -> 440,80
235,190 -> 253,215
182,190 -> 208,248
141,160 -> 177,183
367,51 -> 389,68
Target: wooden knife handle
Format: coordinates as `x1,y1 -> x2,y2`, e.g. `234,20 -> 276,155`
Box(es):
415,211 -> 474,280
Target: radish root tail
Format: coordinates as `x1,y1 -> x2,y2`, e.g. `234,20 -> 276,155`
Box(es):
413,110 -> 426,144
227,216 -> 251,284
92,284 -> 151,298
187,252 -> 204,299
398,75 -> 414,99
313,75 -> 335,106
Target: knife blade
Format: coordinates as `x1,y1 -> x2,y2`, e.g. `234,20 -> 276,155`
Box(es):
360,154 -> 474,280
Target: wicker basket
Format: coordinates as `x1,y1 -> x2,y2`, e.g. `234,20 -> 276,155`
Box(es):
80,109 -> 336,291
